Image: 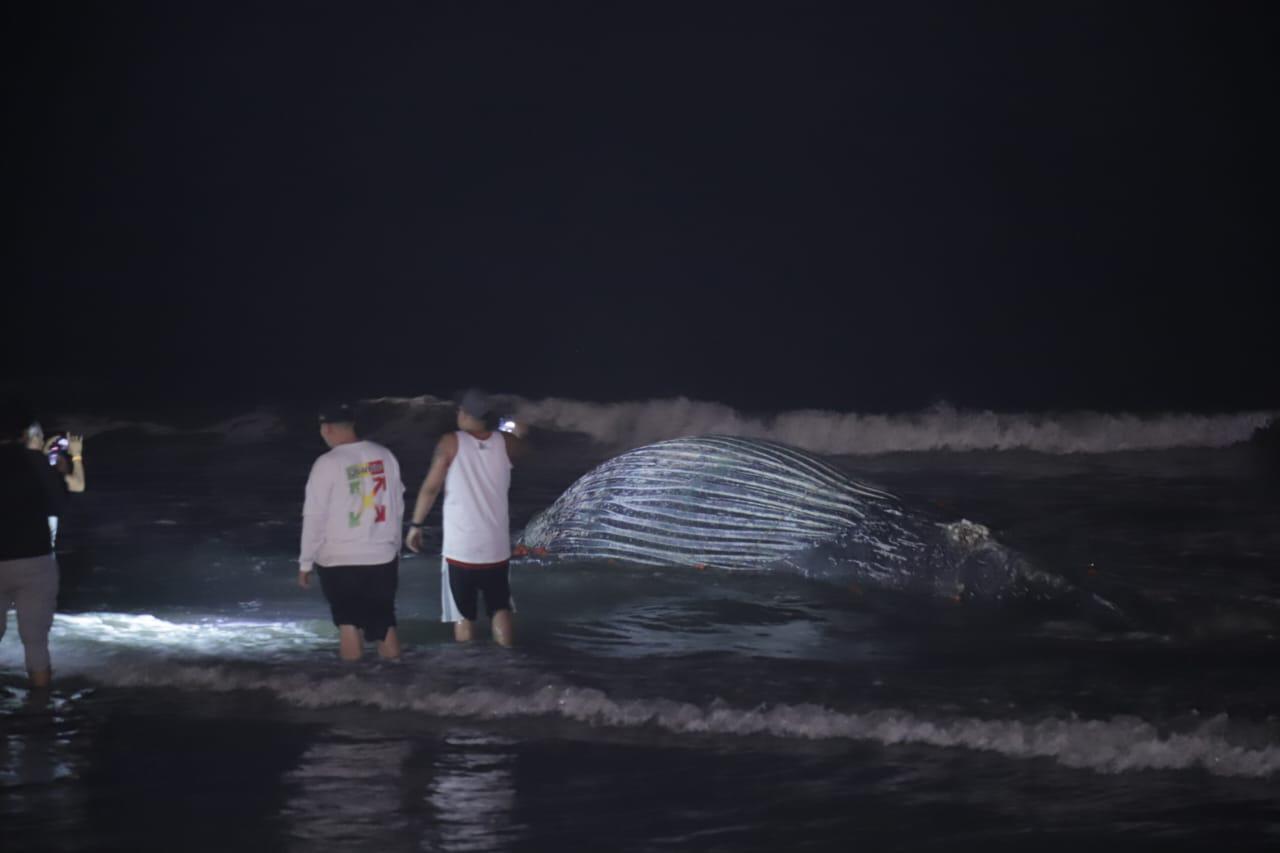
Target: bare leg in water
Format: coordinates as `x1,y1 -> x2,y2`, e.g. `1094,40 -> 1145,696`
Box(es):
377,627 -> 401,660
492,610 -> 514,648
337,625 -> 363,661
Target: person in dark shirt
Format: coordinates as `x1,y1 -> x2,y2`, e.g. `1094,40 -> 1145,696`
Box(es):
26,426 -> 85,546
0,410 -> 69,688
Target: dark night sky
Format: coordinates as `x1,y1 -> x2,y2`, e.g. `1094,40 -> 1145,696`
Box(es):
4,2 -> 1276,415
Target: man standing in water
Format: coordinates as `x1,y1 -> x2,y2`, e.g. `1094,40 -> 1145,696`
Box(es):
298,403 -> 405,661
405,389 -> 524,647
0,408 -> 71,688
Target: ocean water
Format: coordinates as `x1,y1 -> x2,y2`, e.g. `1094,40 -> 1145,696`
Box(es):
3,400 -> 1279,851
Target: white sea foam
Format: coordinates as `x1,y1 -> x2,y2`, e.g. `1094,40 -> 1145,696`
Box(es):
208,411 -> 288,443
32,612 -> 328,657
6,613 -> 1274,779
507,397 -> 1275,454
65,409 -> 286,442
54,396 -> 1276,455
86,662 -> 1280,779
63,415 -> 181,438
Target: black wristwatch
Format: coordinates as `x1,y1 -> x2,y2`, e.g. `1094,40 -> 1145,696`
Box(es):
408,522 -> 426,529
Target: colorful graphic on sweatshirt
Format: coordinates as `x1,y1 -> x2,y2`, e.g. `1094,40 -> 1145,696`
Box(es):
345,460 -> 388,528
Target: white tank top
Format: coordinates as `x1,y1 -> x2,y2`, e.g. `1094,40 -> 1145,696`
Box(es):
442,430 -> 512,564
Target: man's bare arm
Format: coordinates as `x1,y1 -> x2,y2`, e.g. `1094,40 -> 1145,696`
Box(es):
503,431 -> 529,462
405,434 -> 458,553
58,434 -> 85,492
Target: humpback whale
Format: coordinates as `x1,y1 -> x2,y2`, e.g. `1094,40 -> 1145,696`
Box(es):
517,435 -> 1078,606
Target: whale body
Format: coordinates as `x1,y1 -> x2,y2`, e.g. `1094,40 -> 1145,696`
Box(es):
518,435 -> 1074,605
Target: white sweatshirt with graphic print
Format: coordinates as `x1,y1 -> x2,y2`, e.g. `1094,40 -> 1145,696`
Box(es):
299,440 -> 404,572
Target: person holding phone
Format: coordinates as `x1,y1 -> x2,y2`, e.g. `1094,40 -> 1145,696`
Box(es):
29,428 -> 85,546
405,389 -> 526,646
0,408 -> 70,688
45,433 -> 86,493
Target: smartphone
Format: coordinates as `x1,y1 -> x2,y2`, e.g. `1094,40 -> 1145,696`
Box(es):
498,418 -> 516,434
48,435 -> 69,466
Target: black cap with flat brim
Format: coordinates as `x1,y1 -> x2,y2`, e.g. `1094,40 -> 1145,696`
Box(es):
318,402 -> 356,424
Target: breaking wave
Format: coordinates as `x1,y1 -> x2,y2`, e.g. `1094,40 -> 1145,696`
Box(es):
83,659 -> 1280,779
12,614 -> 1275,780
66,410 -> 287,443
56,395 -> 1275,455
490,396 -> 1272,455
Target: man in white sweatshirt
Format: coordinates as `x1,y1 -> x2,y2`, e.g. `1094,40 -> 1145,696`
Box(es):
298,403 -> 405,661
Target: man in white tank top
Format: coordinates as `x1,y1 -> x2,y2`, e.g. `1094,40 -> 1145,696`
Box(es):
405,389 -> 527,646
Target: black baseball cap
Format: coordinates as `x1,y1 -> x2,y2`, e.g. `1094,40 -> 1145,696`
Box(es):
317,402 -> 356,424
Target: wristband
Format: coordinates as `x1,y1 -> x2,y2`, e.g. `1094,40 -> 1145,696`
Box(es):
72,455 -> 83,462
409,522 -> 425,529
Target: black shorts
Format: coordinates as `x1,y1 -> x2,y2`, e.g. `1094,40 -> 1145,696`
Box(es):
447,560 -> 511,622
315,557 -> 398,641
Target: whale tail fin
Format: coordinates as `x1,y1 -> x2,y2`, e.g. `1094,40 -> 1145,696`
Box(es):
936,520 -> 1137,631
939,520 -> 1072,602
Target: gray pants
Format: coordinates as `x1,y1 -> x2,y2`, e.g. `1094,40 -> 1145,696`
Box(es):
0,554 -> 59,674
